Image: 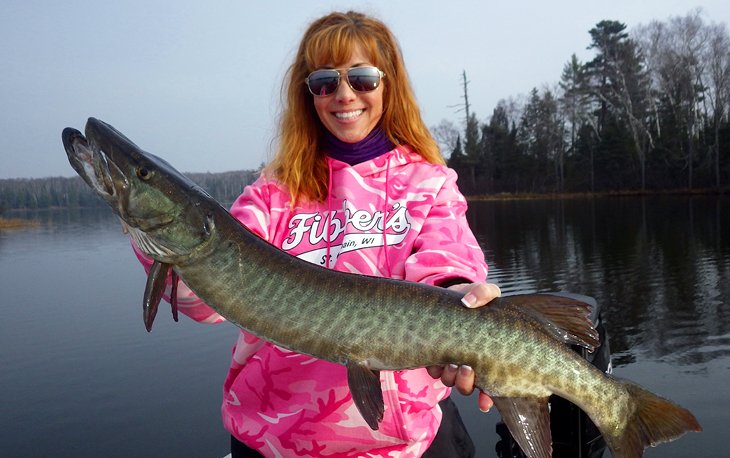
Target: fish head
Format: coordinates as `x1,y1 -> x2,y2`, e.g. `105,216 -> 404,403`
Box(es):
62,117 -> 217,263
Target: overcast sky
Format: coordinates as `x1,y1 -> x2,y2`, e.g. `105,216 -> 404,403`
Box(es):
2,0 -> 729,179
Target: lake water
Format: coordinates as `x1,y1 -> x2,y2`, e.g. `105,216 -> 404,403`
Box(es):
1,196 -> 728,457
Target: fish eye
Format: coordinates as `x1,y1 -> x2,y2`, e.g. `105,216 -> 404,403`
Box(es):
203,212 -> 214,237
136,166 -> 153,180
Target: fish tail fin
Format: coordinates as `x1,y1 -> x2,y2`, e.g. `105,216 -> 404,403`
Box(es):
604,381 -> 701,458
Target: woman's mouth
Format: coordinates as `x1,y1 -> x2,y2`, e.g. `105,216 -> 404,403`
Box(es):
334,109 -> 364,120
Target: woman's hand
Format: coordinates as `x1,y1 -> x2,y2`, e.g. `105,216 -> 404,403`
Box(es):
426,282 -> 501,412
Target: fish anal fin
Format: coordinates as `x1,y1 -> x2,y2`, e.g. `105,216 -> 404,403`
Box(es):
143,261 -> 172,332
500,294 -> 600,351
493,396 -> 552,458
346,361 -> 383,430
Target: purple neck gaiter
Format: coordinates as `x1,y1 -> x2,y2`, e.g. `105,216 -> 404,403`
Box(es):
324,126 -> 396,166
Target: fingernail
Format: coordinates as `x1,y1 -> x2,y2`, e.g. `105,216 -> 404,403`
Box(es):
479,406 -> 491,413
459,365 -> 473,376
461,293 -> 477,308
447,363 -> 459,372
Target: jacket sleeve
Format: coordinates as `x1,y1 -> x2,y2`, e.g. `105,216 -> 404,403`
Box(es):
403,168 -> 488,287
229,175 -> 275,242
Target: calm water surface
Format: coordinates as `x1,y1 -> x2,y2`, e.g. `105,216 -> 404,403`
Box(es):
1,196 -> 728,457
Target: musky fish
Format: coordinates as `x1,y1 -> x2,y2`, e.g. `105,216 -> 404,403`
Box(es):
62,118 -> 700,458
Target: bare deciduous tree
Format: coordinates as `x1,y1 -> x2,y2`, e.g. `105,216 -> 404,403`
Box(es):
431,119 -> 460,158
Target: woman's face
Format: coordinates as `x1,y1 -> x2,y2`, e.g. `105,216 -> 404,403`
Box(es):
312,45 -> 384,144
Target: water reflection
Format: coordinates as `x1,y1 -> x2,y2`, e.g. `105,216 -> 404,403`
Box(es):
467,195 -> 730,367
2,198 -> 727,456
0,208 -> 238,457
0,208 -> 123,257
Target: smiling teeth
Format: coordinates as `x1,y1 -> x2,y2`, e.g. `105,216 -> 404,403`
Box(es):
335,110 -> 363,120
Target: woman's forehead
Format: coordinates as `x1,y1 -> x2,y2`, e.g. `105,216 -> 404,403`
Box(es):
310,40 -> 378,68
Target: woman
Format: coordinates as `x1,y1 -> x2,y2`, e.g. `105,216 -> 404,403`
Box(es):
135,10 -> 499,458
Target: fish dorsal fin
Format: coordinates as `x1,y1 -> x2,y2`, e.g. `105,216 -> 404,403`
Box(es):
346,361 -> 383,430
493,396 -> 552,458
498,294 -> 600,352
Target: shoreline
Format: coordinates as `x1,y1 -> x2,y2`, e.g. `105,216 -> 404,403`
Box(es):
1,188 -> 726,215
0,217 -> 40,230
466,187 -> 729,201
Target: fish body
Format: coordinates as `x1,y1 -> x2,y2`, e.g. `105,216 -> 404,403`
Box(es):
62,118 -> 700,457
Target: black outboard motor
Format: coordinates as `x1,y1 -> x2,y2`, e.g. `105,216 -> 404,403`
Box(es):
495,293 -> 611,458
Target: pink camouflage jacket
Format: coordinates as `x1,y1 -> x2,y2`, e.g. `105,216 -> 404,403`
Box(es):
135,145 -> 488,457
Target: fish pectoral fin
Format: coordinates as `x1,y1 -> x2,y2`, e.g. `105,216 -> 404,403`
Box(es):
493,396 -> 552,458
170,269 -> 179,322
346,361 -> 384,431
143,261 -> 172,332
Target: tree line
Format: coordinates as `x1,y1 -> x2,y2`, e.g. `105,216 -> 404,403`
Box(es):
435,10 -> 730,195
0,170 -> 258,211
5,11 -> 728,208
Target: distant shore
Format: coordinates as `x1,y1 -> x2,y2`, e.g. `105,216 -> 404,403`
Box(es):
467,187 -> 729,201
0,217 -> 39,229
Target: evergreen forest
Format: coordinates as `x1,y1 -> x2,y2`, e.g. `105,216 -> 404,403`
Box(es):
437,12 -> 730,194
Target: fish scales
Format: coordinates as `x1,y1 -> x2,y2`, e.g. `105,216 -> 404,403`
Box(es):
62,118 -> 701,458
176,224 -> 472,366
178,226 -> 603,403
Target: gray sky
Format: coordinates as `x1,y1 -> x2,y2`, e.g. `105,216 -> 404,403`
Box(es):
2,0 -> 729,179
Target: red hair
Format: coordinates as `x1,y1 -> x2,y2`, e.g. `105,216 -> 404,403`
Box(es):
268,11 -> 443,203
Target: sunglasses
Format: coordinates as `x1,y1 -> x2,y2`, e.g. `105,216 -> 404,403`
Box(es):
305,66 -> 385,97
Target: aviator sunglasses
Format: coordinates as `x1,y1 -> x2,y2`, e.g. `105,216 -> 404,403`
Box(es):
305,66 -> 385,97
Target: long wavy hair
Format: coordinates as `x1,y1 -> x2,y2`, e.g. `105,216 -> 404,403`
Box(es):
267,10 -> 443,203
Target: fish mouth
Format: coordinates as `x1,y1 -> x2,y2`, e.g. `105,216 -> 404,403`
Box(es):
63,121 -> 173,232
62,119 -> 180,260
62,126 -> 128,205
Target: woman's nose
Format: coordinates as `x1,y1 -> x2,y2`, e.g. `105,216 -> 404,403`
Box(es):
334,77 -> 357,102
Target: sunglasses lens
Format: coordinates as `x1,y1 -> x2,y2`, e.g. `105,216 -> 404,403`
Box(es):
347,67 -> 382,92
306,67 -> 383,96
307,70 -> 340,96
